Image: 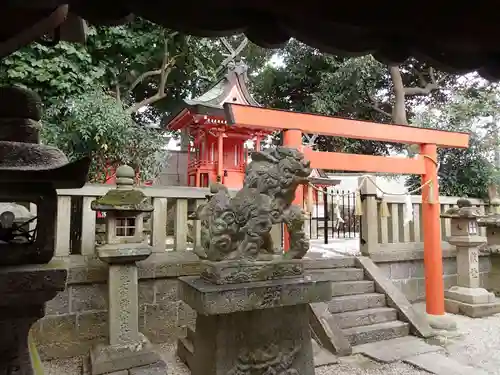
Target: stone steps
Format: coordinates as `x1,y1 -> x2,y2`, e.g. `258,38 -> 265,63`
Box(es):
342,320 -> 410,346
331,280 -> 375,296
307,268 -> 364,282
332,307 -> 398,329
328,293 -> 387,314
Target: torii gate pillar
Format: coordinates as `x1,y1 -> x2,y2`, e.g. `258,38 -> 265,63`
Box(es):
283,129 -> 303,251
421,143 -> 445,315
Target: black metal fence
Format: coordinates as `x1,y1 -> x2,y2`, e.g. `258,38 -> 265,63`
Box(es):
307,188 -> 360,244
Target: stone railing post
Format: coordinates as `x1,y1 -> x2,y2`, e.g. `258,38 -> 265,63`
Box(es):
359,175 -> 378,256
174,198 -> 188,251
55,195 -> 72,257
151,197 -> 168,253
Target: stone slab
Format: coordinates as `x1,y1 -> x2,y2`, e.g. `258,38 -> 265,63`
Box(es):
403,352 -> 490,375
191,303 -> 315,375
179,274 -> 332,315
128,360 -> 167,375
445,298 -> 500,317
353,336 -> 442,363
200,259 -> 304,284
312,338 -> 338,367
97,244 -> 152,264
90,340 -> 161,375
309,303 -> 351,356
355,257 -> 434,338
445,286 -> 495,304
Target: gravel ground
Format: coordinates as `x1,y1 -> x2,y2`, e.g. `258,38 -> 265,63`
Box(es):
442,313 -> 500,374
43,308 -> 500,375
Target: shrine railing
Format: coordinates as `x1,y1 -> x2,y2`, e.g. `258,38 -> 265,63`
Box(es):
358,176 -> 489,258
50,183 -> 489,258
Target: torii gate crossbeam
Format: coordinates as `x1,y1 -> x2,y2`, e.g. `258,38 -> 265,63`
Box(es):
224,103 -> 470,319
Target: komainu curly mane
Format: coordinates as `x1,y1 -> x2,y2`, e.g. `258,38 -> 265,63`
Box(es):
194,147 -> 311,261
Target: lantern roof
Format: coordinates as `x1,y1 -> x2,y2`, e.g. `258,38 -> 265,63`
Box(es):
6,2 -> 500,80
0,86 -> 90,188
91,165 -> 154,213
165,59 -> 260,131
441,198 -> 485,219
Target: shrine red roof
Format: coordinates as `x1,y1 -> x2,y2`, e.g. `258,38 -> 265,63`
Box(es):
164,60 -> 264,132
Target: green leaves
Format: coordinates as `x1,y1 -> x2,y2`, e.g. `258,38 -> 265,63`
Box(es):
41,90 -> 168,183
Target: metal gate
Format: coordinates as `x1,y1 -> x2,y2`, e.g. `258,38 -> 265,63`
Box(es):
307,188 -> 360,244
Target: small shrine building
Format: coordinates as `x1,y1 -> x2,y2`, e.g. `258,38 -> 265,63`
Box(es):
163,60 -> 272,189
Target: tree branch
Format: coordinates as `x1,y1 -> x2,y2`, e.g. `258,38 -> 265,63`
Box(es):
128,69 -> 163,92
404,67 -> 439,96
369,103 -> 392,118
126,37 -> 181,114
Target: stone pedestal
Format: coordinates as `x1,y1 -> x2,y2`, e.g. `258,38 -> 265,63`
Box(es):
90,247 -> 165,375
0,261 -> 67,374
179,270 -> 331,375
442,200 -> 500,317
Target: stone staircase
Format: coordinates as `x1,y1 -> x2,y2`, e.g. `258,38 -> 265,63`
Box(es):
177,256 -> 424,369
308,257 -> 410,349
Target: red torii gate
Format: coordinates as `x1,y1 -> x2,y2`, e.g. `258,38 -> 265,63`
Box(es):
224,103 -> 470,318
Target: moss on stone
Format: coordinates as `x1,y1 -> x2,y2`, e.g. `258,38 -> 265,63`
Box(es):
92,189 -> 153,212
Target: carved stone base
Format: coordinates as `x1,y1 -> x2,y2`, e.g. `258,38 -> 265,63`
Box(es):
0,261 -> 67,375
179,274 -> 331,375
200,259 -> 304,285
445,286 -> 495,305
90,334 -> 165,375
445,298 -> 500,318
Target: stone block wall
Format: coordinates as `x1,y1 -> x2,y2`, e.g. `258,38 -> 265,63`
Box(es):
374,250 -> 491,302
31,252 -> 200,360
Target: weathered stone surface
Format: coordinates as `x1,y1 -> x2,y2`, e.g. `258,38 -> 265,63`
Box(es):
445,298 -> 500,317
331,280 -> 374,296
90,336 -> 161,375
343,320 -> 409,346
311,338 -> 338,367
309,303 -> 351,356
356,257 -> 433,338
195,147 -> 311,261
45,288 -> 70,315
303,257 -> 356,269
70,284 -> 108,312
201,259 -> 304,284
141,303 -> 179,343
191,304 -> 315,375
180,274 -> 332,315
307,268 -> 364,282
328,293 -> 386,314
154,279 -> 178,303
97,245 -> 152,264
178,301 -> 196,330
333,307 -> 397,329
404,352 -> 490,375
128,360 -> 167,375
353,336 -> 442,363
445,286 -> 495,304
138,280 -> 155,305
77,311 -> 108,341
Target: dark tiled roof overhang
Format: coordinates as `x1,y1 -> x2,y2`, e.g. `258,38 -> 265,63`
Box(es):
6,2 -> 500,79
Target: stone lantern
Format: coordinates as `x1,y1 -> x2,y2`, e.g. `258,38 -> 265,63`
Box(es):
441,198 -> 500,317
0,87 -> 90,374
478,198 -> 500,254
89,165 -> 166,375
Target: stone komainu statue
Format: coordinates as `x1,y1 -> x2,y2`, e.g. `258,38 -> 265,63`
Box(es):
194,147 -> 311,261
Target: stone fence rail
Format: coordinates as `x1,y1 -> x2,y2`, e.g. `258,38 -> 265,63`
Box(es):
51,182 -> 490,258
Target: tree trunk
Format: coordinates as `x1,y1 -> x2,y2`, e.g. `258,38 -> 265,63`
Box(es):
389,65 -> 408,125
